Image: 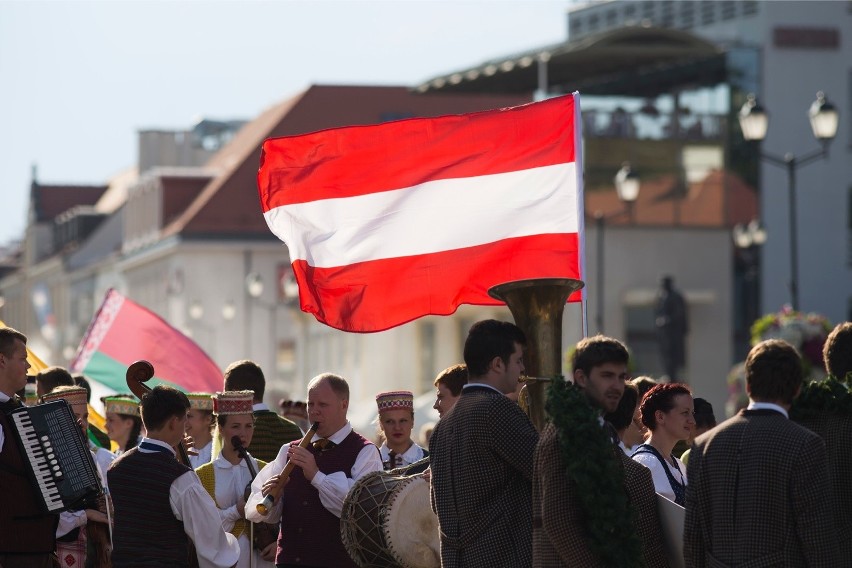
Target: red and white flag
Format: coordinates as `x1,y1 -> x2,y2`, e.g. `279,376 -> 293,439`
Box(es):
257,93 -> 584,333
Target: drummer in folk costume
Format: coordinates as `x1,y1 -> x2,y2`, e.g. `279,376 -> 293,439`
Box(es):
375,391 -> 428,472
246,373 -> 384,568
186,392 -> 215,468
196,391 -> 276,567
42,386 -> 114,568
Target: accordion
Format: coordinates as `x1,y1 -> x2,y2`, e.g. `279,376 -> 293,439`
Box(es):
8,399 -> 103,513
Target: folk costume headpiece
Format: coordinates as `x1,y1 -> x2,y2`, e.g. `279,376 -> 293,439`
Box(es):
102,395 -> 140,416
42,386 -> 88,407
376,391 -> 414,414
187,392 -> 214,411
212,390 -> 254,416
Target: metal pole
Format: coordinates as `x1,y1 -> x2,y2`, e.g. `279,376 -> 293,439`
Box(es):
786,154 -> 799,311
595,213 -> 604,333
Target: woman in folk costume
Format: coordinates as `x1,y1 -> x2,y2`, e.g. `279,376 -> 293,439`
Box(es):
102,394 -> 142,455
186,392 -> 215,468
631,383 -> 694,506
196,391 -> 277,567
42,386 -> 114,568
375,391 -> 428,472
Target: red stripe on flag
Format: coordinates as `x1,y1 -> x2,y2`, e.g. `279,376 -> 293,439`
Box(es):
258,95 -> 576,209
292,233 -> 581,333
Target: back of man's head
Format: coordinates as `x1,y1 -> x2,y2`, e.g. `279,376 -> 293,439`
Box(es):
693,397 -> 716,426
604,382 -> 639,431
434,364 -> 468,396
36,366 -> 75,395
630,376 -> 658,399
223,360 -> 265,402
0,326 -> 27,356
73,374 -> 92,403
746,339 -> 802,405
141,385 -> 190,431
463,319 -> 526,377
823,322 -> 852,382
572,335 -> 629,377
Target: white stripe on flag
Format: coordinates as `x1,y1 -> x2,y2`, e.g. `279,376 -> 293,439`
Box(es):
264,162 -> 578,267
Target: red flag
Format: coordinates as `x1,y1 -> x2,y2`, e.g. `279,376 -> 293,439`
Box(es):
258,94 -> 584,333
70,289 -> 222,393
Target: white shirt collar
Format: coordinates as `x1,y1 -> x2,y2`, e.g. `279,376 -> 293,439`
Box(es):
747,401 -> 789,419
379,442 -> 423,461
252,402 -> 269,412
0,391 -> 10,402
463,382 -> 504,395
213,453 -> 248,470
311,421 -> 352,445
137,437 -> 177,455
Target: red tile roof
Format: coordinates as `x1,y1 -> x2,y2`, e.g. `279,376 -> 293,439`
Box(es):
585,169 -> 758,227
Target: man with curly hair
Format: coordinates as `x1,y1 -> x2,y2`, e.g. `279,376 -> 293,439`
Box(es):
532,335 -> 667,567
791,322 -> 852,560
823,321 -> 852,382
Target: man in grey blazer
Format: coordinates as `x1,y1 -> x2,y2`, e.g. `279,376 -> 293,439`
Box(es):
429,319 -> 539,567
684,339 -> 841,567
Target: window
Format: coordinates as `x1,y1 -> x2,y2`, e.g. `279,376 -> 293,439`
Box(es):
679,1 -> 695,29
701,0 -> 716,25
721,1 -> 736,21
570,16 -> 583,37
743,1 -> 759,15
606,9 -> 617,26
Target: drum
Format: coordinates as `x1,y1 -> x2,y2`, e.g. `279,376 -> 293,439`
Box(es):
341,471 -> 440,568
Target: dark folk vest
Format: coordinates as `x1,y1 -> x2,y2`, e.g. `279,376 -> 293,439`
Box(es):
632,442 -> 686,506
277,430 -> 374,567
108,447 -> 191,567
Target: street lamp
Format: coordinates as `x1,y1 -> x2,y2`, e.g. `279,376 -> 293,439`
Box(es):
595,163 -> 641,333
732,219 -> 767,354
738,92 -> 839,311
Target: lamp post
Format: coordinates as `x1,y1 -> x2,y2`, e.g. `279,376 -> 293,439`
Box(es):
732,219 -> 767,356
245,272 -> 278,382
738,92 -> 839,311
595,163 -> 641,333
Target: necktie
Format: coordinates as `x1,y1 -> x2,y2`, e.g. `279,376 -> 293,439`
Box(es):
313,438 -> 335,451
387,450 -> 397,470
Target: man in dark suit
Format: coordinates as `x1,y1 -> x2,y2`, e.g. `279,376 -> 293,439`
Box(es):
223,360 -> 302,462
532,335 -> 668,567
685,339 -> 841,567
429,319 -> 539,567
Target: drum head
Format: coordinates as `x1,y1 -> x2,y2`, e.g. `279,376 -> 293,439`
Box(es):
383,476 -> 440,568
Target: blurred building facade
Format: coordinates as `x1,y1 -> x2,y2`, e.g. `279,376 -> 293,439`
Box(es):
566,0 -> 852,333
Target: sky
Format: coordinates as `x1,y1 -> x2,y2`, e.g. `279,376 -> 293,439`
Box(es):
0,0 -> 573,245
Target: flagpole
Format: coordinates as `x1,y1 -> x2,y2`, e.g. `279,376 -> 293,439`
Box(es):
573,91 -> 589,340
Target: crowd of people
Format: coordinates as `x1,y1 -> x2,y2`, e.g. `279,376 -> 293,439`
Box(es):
0,318 -> 850,567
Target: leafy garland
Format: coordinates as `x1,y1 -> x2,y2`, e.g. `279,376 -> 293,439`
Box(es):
790,375 -> 852,420
546,378 -> 646,568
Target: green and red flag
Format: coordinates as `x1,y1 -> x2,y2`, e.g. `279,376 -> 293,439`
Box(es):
70,289 -> 221,394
